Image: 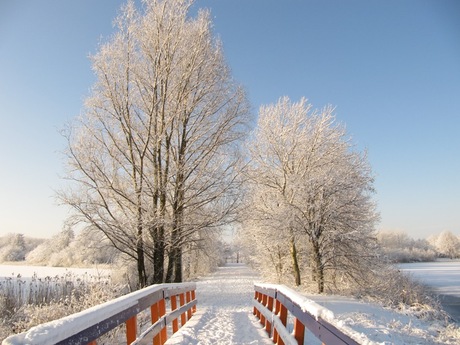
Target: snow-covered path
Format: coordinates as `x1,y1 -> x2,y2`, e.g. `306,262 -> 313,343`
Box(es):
165,263 -> 272,345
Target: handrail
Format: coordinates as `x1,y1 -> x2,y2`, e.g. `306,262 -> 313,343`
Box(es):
3,282 -> 197,345
253,283 -> 361,345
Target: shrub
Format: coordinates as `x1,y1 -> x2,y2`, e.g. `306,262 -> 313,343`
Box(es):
0,271 -> 127,342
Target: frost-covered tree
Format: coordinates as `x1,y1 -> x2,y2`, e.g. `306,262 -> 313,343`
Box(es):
26,227 -> 75,266
60,0 -> 248,287
377,230 -> 436,262
0,233 -> 26,262
429,230 -> 460,259
242,97 -> 379,293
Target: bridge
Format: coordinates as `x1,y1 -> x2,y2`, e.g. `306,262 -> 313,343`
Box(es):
2,264 -> 362,345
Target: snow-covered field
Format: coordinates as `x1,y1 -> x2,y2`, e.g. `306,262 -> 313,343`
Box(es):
399,260 -> 460,324
0,264 -> 111,279
399,261 -> 460,297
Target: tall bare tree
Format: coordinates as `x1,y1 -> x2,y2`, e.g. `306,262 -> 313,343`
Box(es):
60,0 -> 249,287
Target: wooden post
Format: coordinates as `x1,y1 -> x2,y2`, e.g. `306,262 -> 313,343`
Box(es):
273,300 -> 281,344
171,295 -> 179,333
186,291 -> 192,319
126,316 -> 137,344
259,292 -> 266,326
265,296 -> 274,337
293,318 -> 305,344
278,304 -> 288,345
151,302 -> 161,345
191,289 -> 197,313
159,298 -> 167,344
179,293 -> 186,326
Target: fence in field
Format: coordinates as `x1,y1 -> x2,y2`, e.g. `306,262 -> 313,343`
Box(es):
253,284 -> 360,345
2,282 -> 196,345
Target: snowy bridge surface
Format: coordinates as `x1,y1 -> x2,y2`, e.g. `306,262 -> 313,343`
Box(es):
4,264 -> 446,345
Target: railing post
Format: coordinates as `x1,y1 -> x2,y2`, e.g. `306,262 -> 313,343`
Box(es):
265,295 -> 274,337
186,290 -> 192,319
151,301 -> 161,345
191,289 -> 197,313
260,292 -> 267,327
171,295 -> 179,334
253,291 -> 259,317
180,292 -> 187,326
278,302 -> 288,345
126,315 -> 137,344
273,299 -> 281,344
293,318 -> 305,344
159,297 -> 167,344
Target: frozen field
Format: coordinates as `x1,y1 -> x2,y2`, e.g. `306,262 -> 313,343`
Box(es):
0,264 -> 111,280
399,261 -> 460,297
399,261 -> 460,323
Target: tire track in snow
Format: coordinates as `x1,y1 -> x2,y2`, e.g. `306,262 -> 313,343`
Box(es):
165,263 -> 272,345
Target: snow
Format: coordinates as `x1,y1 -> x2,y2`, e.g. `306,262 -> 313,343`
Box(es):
0,264 -> 111,279
166,263 -> 459,345
304,294 -> 448,345
3,262 -> 460,344
3,280 -> 195,345
399,261 -> 460,323
165,263 -> 273,345
257,283 -> 334,321
399,261 -> 460,297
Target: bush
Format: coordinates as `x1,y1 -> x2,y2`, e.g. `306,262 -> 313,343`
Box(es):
377,231 -> 437,263
0,271 -> 127,342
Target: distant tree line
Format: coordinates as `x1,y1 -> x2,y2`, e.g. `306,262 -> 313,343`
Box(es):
377,230 -> 460,262
0,229 -> 116,266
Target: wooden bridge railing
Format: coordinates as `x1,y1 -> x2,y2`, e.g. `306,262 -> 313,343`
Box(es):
3,282 -> 197,345
253,283 -> 360,345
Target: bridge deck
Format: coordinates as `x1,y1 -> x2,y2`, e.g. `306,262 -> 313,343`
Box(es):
165,263 -> 273,345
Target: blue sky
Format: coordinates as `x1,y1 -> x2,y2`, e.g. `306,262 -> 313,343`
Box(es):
0,0 -> 459,239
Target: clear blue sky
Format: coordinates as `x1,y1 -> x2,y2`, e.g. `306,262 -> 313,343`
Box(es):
1,0 -> 459,239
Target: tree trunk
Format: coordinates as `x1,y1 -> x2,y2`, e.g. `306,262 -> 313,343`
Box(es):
165,248 -> 175,283
290,237 -> 301,286
174,246 -> 182,283
136,225 -> 147,288
152,225 -> 165,284
311,240 -> 324,293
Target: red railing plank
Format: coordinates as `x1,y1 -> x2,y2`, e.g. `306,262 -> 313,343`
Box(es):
180,293 -> 186,326
126,316 -> 137,344
159,298 -> 167,344
171,295 -> 179,333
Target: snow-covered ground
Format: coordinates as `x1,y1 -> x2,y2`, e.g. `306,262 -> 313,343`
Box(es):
399,261 -> 460,297
166,263 -> 459,345
399,261 -> 460,323
304,294 -> 454,344
3,262 -> 459,344
0,264 -> 111,279
166,263 -> 273,345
